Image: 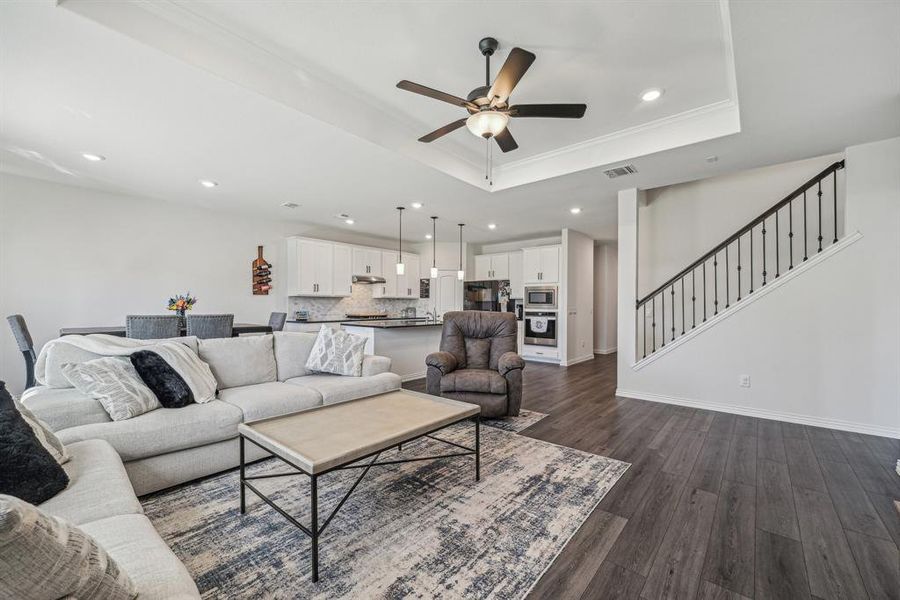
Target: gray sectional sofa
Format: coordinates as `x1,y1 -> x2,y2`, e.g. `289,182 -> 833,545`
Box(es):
23,332 -> 401,495
20,331 -> 401,598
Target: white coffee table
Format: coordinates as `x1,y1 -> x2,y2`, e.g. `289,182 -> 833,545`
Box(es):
237,389 -> 481,582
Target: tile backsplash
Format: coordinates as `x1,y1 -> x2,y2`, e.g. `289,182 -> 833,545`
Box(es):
289,283 -> 432,320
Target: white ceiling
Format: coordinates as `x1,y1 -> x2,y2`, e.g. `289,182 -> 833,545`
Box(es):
1,0 -> 897,244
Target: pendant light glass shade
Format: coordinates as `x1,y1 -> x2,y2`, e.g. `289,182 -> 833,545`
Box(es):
430,216 -> 438,278
457,223 -> 465,281
395,206 -> 405,276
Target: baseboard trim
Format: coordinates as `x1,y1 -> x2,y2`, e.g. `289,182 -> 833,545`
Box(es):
562,354 -> 595,367
594,347 -> 617,355
400,370 -> 427,382
632,231 -> 863,370
615,387 -> 900,439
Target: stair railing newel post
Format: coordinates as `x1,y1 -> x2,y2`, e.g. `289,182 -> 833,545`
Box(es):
691,270 -> 696,329
680,279 -> 685,335
750,225 -> 754,293
737,235 -> 742,301
713,252 -> 718,316
803,189 -> 809,261
652,297 -> 656,353
661,291 -> 666,348
702,261 -> 707,322
643,304 -> 647,359
670,285 -> 675,342
725,245 -> 730,308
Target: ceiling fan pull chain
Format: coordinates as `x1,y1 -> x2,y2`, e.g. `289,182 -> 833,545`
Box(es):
489,139 -> 494,187
485,137 -> 489,181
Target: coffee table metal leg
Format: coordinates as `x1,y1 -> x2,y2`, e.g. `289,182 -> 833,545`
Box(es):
310,474 -> 319,582
239,435 -> 246,514
475,415 -> 481,481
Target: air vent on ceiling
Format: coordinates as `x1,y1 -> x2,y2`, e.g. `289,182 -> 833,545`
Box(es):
281,202 -> 299,209
603,164 -> 638,179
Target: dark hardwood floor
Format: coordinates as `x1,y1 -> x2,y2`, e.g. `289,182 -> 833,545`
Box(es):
404,354 -> 900,600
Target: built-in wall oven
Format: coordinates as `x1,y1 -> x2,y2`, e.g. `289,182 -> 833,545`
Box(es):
524,286 -> 558,310
524,311 -> 558,347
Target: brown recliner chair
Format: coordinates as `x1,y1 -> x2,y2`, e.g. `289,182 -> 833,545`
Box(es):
425,311 -> 525,418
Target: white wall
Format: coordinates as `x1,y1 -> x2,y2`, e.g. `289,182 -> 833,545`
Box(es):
639,153 -> 844,297
563,228 -> 594,365
617,138 -> 900,438
0,173 -> 404,393
594,243 -> 617,353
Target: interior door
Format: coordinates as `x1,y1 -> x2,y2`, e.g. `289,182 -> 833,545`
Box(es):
474,254 -> 491,280
436,271 -> 462,318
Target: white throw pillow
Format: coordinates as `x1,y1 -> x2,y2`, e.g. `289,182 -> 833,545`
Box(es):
305,325 -> 367,377
61,357 -> 160,421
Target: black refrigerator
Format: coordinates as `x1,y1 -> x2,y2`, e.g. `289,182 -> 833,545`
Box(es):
464,280 -> 501,311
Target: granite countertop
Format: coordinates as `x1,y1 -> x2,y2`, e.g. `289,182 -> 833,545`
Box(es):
288,316 -> 423,324
341,319 -> 444,329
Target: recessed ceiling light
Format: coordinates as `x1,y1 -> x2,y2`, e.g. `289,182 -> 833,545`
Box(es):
570,207 -> 582,214
199,179 -> 218,188
641,88 -> 663,102
410,202 -> 423,209
487,223 -> 497,230
281,202 -> 299,209
425,234 -> 433,239
81,153 -> 105,162
344,219 -> 355,225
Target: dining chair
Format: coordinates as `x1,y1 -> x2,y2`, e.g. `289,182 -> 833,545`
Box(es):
126,315 -> 180,339
186,314 -> 234,339
6,314 -> 37,389
268,312 -> 287,332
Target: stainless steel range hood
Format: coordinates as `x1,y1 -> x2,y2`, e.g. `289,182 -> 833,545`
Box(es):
352,274 -> 387,284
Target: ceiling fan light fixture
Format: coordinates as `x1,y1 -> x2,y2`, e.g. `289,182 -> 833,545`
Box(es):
466,110 -> 508,138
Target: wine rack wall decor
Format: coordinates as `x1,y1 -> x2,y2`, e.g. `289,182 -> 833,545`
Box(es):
252,245 -> 272,295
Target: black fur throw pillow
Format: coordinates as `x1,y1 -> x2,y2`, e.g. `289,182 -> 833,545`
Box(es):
129,351 -> 194,408
0,381 -> 69,504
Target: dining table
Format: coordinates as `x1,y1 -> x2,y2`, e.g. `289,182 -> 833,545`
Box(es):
58,323 -> 272,337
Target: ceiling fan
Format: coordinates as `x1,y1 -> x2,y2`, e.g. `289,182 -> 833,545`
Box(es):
397,37 -> 587,154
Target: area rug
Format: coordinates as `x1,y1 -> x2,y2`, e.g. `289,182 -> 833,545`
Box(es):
142,423 -> 628,599
483,408 -> 547,433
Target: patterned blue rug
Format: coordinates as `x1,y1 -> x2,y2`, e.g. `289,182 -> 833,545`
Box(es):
142,416 -> 627,599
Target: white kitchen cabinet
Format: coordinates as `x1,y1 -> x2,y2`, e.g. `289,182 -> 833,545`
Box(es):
374,250 -> 399,298
287,238 -> 338,296
473,252 -> 510,280
508,251 -> 524,298
352,248 -> 382,277
332,244 -> 353,297
523,245 -> 560,283
402,255 -> 421,298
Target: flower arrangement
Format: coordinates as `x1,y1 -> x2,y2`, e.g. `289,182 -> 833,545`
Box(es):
167,292 -> 197,317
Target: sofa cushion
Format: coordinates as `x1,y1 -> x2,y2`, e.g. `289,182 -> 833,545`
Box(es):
42,336 -> 199,388
361,355 -> 392,377
56,400 -> 243,462
0,495 -> 138,600
80,514 -> 200,599
218,382 -> 322,422
20,386 -> 111,431
61,357 -> 161,421
198,335 -> 277,389
285,372 -> 401,405
440,369 -> 507,395
39,439 -> 142,526
273,331 -> 318,381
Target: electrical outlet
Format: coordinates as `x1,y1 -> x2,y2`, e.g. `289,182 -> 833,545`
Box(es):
739,375 -> 751,388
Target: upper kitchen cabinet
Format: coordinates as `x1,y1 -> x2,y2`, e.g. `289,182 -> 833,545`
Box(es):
287,238 -> 350,296
352,247 -> 382,277
473,252 -> 511,280
523,245 -> 561,283
398,254 -> 421,298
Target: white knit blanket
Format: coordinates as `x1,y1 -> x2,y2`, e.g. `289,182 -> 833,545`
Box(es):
35,334 -> 218,403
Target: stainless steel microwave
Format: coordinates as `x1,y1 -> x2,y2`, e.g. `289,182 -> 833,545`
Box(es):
524,286 -> 558,309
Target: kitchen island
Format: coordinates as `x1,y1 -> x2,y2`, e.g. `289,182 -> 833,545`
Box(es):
342,320 -> 443,382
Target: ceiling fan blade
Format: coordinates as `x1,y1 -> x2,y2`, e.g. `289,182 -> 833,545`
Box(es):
509,104 -> 587,119
418,118 -> 468,143
494,127 -> 518,153
397,80 -> 477,110
487,47 -> 536,106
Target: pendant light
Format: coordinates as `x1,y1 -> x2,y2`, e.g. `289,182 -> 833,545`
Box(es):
395,206 -> 405,275
457,223 -> 465,281
430,216 -> 439,278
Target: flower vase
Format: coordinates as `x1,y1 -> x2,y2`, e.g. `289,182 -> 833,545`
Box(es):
176,310 -> 186,331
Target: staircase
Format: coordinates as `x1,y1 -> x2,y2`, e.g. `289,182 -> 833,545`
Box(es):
636,160 -> 845,360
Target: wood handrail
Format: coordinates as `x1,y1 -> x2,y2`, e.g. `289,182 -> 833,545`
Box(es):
636,160 -> 845,308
